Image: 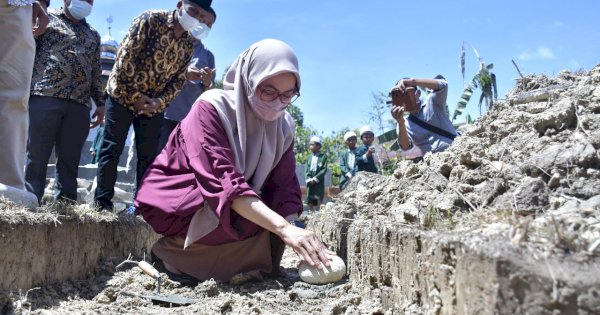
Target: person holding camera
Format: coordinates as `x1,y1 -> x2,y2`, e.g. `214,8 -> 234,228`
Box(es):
391,76 -> 457,160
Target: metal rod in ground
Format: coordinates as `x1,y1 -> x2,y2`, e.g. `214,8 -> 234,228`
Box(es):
512,59 -> 525,79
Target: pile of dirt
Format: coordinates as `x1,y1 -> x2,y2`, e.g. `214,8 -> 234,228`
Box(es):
308,66 -> 600,313
336,65 -> 600,256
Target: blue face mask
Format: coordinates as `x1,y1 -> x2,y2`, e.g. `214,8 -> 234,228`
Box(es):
67,0 -> 92,20
190,22 -> 211,40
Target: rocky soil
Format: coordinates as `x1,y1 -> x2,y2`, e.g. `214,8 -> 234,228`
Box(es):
310,66 -> 600,313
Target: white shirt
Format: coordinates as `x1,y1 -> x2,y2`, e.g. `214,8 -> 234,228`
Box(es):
347,150 -> 355,169
310,155 -> 318,172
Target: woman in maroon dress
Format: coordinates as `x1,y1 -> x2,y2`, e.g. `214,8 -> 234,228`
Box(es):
134,39 -> 333,284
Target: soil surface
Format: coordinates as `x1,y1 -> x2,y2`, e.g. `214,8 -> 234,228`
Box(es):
5,249 -> 383,315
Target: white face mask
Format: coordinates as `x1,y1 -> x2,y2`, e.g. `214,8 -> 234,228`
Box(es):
67,0 -> 92,20
178,7 -> 199,32
190,22 -> 211,40
249,93 -> 288,122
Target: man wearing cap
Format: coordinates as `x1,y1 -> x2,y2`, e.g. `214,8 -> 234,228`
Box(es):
94,0 -> 214,211
391,76 -> 457,161
305,136 -> 327,212
339,131 -> 358,190
355,125 -> 378,174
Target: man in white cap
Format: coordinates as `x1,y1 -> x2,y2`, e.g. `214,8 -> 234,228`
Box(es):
339,131 -> 358,190
305,135 -> 327,212
355,125 -> 378,173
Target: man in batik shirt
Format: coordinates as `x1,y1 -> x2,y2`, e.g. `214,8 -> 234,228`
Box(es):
94,0 -> 214,211
26,0 -> 104,204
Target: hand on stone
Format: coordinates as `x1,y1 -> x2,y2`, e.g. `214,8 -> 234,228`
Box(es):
279,225 -> 335,269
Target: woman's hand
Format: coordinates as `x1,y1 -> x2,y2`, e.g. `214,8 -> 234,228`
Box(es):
278,224 -> 335,269
230,196 -> 335,269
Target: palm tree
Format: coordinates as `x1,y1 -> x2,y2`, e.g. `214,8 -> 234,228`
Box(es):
453,42 -> 498,122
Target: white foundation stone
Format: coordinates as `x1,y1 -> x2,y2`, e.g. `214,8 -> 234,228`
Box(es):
298,255 -> 346,284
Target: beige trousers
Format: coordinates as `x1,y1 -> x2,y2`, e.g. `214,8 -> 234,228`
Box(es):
0,0 -> 35,190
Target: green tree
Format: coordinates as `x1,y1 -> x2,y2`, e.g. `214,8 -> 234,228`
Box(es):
366,91 -> 395,135
287,104 -> 352,186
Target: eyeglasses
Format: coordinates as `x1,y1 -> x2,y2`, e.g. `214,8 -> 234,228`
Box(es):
259,86 -> 300,104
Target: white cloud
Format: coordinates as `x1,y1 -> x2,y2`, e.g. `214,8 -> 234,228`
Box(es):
518,52 -> 533,61
518,46 -> 556,61
537,47 -> 556,59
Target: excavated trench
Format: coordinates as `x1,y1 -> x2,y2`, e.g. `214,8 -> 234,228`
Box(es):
1,67 -> 600,314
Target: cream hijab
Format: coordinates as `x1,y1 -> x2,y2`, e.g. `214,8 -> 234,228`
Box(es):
199,39 -> 300,194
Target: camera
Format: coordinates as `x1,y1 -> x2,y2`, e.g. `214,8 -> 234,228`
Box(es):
390,86 -> 418,112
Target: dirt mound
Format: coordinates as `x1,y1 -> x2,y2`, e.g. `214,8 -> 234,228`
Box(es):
344,65 -> 600,255
309,66 -> 600,313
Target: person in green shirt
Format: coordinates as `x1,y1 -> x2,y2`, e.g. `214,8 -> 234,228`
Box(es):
355,125 -> 378,174
305,136 -> 327,212
89,122 -> 105,164
339,131 -> 358,190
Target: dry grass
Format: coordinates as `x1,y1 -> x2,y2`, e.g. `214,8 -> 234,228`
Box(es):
0,197 -> 119,225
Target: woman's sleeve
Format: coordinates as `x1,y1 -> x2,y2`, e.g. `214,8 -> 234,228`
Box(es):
260,142 -> 303,219
181,101 -> 259,239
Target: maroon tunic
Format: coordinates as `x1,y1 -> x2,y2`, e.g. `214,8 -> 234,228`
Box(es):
134,100 -> 302,246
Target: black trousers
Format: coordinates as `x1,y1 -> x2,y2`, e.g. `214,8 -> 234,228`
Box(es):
25,96 -> 90,203
94,97 -> 163,210
157,118 -> 179,153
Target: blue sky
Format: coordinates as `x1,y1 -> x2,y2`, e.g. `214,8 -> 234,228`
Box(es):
51,0 -> 600,135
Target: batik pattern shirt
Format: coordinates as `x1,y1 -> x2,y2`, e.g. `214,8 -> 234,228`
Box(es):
30,8 -> 103,108
8,0 -> 33,6
107,10 -> 195,113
